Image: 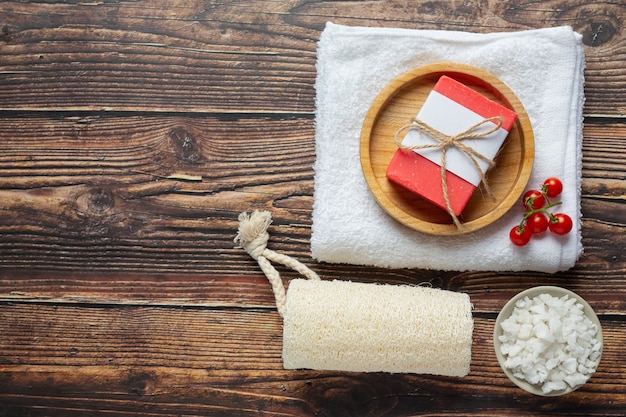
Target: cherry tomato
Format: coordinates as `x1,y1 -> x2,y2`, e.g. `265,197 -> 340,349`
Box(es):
527,212 -> 549,234
510,225 -> 532,246
522,190 -> 546,211
549,213 -> 573,235
543,177 -> 563,199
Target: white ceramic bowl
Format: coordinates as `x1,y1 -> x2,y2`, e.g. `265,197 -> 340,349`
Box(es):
493,286 -> 603,396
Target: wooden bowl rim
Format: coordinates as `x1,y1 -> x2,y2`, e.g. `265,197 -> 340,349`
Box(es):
359,62 -> 534,235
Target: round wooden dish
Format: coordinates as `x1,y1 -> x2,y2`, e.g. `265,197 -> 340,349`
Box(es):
360,63 -> 534,235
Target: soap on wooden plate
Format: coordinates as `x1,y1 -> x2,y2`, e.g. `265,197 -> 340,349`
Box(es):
360,63 -> 534,235
386,75 -> 518,217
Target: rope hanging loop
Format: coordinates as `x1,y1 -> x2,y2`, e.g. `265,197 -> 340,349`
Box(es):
234,210 -> 320,317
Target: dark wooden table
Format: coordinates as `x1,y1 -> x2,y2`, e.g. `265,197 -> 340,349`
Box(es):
1,1 -> 625,416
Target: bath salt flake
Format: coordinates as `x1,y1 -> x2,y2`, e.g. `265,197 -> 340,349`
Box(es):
498,293 -> 601,394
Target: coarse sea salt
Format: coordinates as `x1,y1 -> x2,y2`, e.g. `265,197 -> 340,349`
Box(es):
498,293 -> 602,394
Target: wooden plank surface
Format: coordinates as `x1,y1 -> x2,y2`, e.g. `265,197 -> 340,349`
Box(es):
0,1 -> 624,115
1,0 -> 625,415
0,305 -> 625,416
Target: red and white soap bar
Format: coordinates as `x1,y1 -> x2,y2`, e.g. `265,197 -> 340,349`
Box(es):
386,75 -> 518,216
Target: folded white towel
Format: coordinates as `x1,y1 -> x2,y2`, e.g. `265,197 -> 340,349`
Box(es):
311,23 -> 584,273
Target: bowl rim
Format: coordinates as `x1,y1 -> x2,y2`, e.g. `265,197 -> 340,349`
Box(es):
493,285 -> 603,396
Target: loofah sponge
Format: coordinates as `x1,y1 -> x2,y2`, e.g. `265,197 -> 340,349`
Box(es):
283,279 -> 473,376
235,210 -> 474,376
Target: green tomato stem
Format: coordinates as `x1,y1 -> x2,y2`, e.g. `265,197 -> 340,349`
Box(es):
519,199 -> 562,230
517,183 -> 566,233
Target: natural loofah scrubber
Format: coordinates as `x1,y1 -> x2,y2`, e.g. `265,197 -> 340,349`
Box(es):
235,210 -> 474,376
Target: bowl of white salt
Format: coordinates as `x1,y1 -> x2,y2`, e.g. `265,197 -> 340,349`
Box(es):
494,286 -> 602,396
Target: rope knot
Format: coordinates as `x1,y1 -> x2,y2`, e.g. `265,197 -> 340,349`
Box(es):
234,210 -> 271,260
235,210 -> 321,317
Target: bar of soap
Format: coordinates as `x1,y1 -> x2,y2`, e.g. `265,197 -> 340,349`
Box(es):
386,75 -> 518,216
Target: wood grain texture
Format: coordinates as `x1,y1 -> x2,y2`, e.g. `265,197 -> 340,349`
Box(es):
0,0 -> 625,415
0,0 -> 625,115
0,117 -> 624,311
0,304 -> 624,416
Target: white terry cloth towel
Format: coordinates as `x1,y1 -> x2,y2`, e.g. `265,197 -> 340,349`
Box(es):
311,22 -> 584,273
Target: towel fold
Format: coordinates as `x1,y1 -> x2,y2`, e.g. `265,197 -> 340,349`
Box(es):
311,22 -> 584,273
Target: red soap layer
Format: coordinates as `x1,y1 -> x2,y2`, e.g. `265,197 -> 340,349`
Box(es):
386,149 -> 474,216
433,76 -> 518,132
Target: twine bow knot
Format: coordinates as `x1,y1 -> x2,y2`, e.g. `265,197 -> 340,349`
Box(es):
395,116 -> 504,228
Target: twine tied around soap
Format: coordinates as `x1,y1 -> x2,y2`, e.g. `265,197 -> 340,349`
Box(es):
394,116 -> 503,229
234,210 -> 320,317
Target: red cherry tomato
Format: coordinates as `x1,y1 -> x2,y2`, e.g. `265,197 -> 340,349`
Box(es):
549,213 -> 573,235
543,177 -> 563,199
527,212 -> 549,234
510,225 -> 532,246
522,190 -> 546,211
